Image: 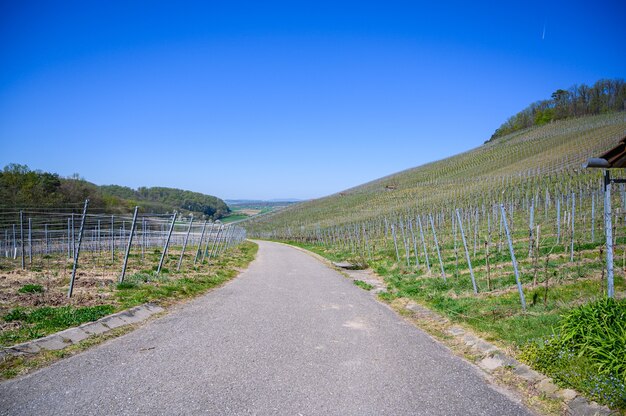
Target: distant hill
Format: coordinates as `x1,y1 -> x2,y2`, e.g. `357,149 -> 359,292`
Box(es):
0,164 -> 229,219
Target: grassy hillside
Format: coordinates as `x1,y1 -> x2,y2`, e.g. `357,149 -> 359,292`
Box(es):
247,112 -> 626,232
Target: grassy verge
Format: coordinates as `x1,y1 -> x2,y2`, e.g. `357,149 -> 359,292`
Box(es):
114,241 -> 257,309
284,240 -> 626,410
353,280 -> 374,291
0,241 -> 258,349
1,325 -> 136,380
0,305 -> 115,346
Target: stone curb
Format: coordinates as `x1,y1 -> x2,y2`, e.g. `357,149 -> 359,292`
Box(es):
1,303 -> 164,359
407,311 -> 615,416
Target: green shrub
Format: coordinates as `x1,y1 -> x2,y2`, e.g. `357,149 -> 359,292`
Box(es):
558,297 -> 626,380
520,298 -> 626,408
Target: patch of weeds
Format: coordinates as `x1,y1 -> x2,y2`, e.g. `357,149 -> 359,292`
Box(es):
377,291 -> 396,302
17,284 -> 44,294
520,298 -> 626,409
353,280 -> 374,290
116,281 -> 138,290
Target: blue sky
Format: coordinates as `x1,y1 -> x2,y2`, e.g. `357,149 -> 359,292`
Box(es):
1,1 -> 625,200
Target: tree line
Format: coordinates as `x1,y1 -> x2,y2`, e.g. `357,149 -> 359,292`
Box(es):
0,164 -> 230,219
490,78 -> 626,140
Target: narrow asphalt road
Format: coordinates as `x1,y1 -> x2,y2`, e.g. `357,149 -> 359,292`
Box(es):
0,241 -> 534,415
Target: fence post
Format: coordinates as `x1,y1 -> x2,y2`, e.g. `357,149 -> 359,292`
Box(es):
409,219 -> 419,267
111,215 -> 115,261
71,213 -> 75,258
604,171 -> 614,298
28,217 -> 32,265
570,192 -> 575,262
500,204 -> 526,311
429,214 -> 446,282
591,192 -> 596,242
417,215 -> 431,273
177,215 -> 193,271
12,224 -> 17,259
19,211 -> 24,269
206,224 -> 222,261
528,201 -> 534,257
68,199 -> 90,298
119,207 -> 139,283
194,221 -> 208,265
45,224 -> 49,254
201,222 -> 215,263
456,209 -> 478,294
556,198 -> 561,244
391,224 -> 400,263
157,212 -> 177,275
209,224 -> 224,259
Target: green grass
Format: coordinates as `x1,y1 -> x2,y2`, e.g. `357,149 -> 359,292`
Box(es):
0,241 -> 258,348
17,284 -> 44,294
221,214 -> 249,223
520,298 -> 626,408
115,240 -> 257,310
0,305 -> 115,346
353,280 -> 374,291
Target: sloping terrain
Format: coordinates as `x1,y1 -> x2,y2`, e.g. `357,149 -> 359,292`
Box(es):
247,113 -> 625,233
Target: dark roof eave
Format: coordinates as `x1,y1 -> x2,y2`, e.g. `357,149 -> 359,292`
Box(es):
599,136 -> 626,168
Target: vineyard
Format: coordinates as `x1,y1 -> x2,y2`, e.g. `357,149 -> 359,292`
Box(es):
0,202 -> 247,349
245,112 -> 626,408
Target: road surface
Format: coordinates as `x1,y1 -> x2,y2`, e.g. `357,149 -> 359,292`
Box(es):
0,240 -> 533,415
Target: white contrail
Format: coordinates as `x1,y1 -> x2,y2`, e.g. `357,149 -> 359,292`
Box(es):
542,22 -> 546,40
